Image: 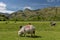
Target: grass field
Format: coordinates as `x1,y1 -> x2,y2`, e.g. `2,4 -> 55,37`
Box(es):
0,21 -> 60,40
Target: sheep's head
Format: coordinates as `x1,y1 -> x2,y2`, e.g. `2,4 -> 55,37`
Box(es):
20,26 -> 22,29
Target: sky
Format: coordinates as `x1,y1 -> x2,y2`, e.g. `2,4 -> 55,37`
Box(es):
0,0 -> 60,14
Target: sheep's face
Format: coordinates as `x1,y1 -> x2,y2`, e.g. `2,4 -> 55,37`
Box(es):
18,31 -> 23,36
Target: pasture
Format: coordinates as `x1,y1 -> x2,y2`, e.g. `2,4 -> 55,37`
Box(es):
0,21 -> 60,40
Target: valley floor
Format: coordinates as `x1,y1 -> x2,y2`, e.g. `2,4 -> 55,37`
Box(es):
0,21 -> 60,40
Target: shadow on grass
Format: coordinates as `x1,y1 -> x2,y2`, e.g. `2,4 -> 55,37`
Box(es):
26,35 -> 42,38
20,35 -> 42,38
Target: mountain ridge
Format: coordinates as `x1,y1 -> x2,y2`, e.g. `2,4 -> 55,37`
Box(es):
0,7 -> 60,21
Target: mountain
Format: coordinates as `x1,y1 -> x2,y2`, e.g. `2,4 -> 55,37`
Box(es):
0,12 -> 10,16
0,7 -> 60,21
0,12 -> 10,21
9,7 -> 60,21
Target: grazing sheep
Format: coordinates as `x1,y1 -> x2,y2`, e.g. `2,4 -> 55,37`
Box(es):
50,21 -> 56,26
18,24 -> 35,37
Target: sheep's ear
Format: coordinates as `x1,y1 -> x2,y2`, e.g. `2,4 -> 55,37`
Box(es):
20,26 -> 22,28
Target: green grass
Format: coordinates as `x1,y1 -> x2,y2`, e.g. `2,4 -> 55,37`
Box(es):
0,21 -> 60,40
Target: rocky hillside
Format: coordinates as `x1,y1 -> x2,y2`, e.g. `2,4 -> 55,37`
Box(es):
0,7 -> 60,21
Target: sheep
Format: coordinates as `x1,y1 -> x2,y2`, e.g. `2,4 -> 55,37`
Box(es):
18,25 -> 35,37
50,21 -> 56,26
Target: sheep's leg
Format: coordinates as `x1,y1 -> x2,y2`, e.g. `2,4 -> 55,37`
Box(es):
20,33 -> 23,36
31,31 -> 33,37
24,32 -> 26,37
31,34 -> 33,37
24,30 -> 26,37
33,31 -> 35,36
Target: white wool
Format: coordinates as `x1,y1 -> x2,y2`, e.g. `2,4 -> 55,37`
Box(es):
18,26 -> 25,35
18,25 -> 35,36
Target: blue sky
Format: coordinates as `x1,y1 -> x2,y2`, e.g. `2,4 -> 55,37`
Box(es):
0,0 -> 60,13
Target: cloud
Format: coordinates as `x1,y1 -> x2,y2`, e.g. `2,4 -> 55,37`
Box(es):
0,2 -> 14,14
0,10 -> 14,14
0,2 -> 6,10
23,6 -> 32,10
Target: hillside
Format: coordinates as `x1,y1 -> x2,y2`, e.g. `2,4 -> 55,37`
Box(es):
0,7 -> 60,21
0,12 -> 9,21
